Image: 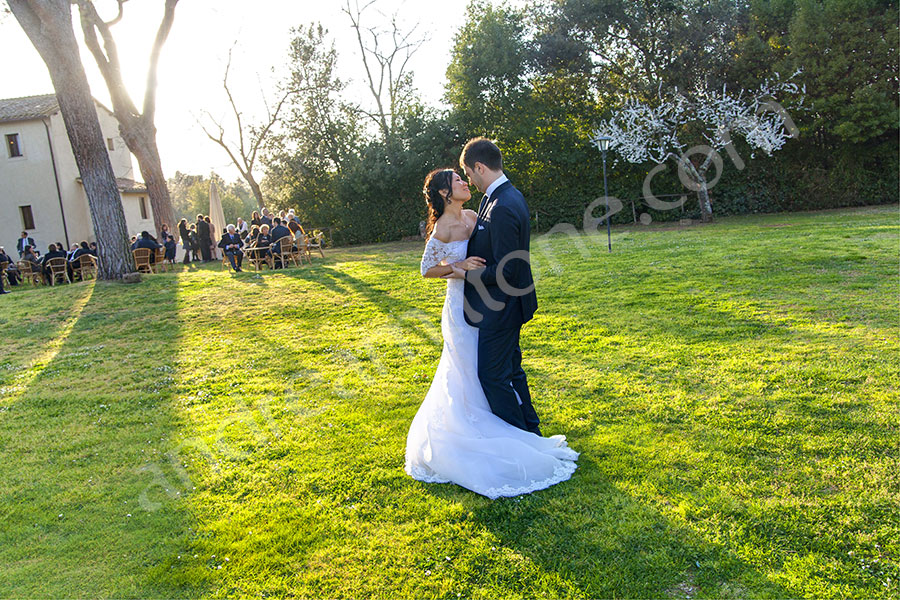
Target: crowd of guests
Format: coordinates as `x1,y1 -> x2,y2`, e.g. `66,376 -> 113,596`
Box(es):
0,231 -> 100,293
0,208 -> 316,292
177,207 -> 312,273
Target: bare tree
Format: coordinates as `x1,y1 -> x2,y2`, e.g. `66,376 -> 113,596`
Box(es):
75,0 -> 177,233
343,0 -> 425,140
593,74 -> 803,222
199,46 -> 289,211
8,0 -> 135,279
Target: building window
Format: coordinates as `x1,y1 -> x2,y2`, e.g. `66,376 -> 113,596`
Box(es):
20,205 -> 35,230
139,196 -> 148,220
6,133 -> 22,158
107,138 -> 115,151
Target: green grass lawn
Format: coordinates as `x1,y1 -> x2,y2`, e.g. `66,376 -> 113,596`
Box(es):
0,205 -> 897,598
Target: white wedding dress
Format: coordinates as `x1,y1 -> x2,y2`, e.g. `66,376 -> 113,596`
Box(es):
404,237 -> 578,499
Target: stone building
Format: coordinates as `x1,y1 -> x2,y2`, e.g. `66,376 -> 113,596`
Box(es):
0,94 -> 155,254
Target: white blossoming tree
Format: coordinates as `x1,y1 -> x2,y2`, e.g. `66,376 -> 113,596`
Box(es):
593,73 -> 803,222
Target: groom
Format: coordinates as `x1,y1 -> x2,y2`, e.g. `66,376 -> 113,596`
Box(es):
460,137 -> 541,435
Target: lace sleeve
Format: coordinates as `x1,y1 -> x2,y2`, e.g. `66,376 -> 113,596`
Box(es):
420,237 -> 450,276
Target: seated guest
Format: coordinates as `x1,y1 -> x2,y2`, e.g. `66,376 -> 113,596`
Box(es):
66,243 -> 79,262
255,224 -> 273,257
250,210 -> 262,228
236,217 -> 249,236
270,217 -> 290,242
245,225 -> 260,248
0,246 -> 19,287
88,241 -> 98,256
41,243 -> 69,283
218,224 -> 244,272
70,241 -> 92,263
269,217 -> 292,268
132,231 -> 162,263
21,245 -> 41,270
260,208 -> 273,227
68,241 -> 92,281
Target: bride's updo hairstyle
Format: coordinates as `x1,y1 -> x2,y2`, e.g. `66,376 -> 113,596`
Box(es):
423,168 -> 455,238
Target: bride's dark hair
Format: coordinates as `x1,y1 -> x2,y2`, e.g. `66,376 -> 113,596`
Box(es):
423,168 -> 455,238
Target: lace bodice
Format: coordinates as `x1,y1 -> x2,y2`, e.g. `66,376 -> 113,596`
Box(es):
420,237 -> 468,276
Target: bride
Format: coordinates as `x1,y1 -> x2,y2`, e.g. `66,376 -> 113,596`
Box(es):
404,168 -> 578,499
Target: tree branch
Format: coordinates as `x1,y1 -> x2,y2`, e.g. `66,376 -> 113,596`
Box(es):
143,0 -> 179,120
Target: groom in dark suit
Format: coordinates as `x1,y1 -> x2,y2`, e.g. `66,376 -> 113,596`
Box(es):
460,137 -> 541,435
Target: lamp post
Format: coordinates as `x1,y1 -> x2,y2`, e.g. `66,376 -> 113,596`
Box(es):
595,135 -> 612,252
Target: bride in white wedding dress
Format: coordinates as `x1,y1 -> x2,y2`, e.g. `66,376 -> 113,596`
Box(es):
404,168 -> 578,499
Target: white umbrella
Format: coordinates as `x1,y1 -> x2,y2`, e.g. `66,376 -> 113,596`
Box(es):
209,180 -> 226,257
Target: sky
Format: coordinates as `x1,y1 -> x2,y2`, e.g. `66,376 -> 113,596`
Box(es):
0,0 -> 489,182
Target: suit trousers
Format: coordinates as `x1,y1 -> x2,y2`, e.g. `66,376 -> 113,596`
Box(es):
476,325 -> 541,435
199,237 -> 211,261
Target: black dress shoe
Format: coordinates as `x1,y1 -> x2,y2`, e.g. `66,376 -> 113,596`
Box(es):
0,289 -> 8,295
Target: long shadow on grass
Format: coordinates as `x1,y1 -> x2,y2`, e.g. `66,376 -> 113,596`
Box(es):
0,282 -> 95,407
0,275 -> 201,597
281,262 -> 444,348
417,454 -> 790,597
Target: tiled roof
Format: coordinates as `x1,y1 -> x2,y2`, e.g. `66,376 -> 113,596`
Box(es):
75,177 -> 149,194
117,178 -> 149,193
0,94 -> 59,123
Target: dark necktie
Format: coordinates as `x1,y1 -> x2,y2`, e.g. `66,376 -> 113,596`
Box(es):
477,194 -> 489,218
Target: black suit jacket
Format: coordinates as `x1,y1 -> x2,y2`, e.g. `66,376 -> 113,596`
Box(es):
71,248 -> 91,262
269,225 -> 291,248
196,220 -> 210,241
41,250 -> 67,268
464,179 -> 537,329
218,233 -> 244,251
132,238 -> 161,251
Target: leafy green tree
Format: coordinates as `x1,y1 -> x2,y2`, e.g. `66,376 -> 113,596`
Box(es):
789,0 -> 898,144
263,24 -> 361,216
542,0 -> 748,99
446,1 -> 531,137
168,172 -> 256,226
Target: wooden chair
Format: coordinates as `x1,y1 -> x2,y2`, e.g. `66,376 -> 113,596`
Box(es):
17,261 -> 42,285
221,254 -> 230,270
306,230 -> 325,258
294,233 -> 312,265
46,257 -> 70,285
152,248 -> 168,273
274,236 -> 301,268
73,254 -> 97,281
0,261 -> 8,290
132,248 -> 153,274
245,246 -> 273,271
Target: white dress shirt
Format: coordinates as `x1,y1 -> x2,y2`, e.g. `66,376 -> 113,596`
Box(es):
484,173 -> 509,200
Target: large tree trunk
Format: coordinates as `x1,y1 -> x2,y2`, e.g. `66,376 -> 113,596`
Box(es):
696,182 -> 713,223
123,119 -> 176,231
677,153 -> 715,223
75,0 -> 178,237
247,175 -> 265,211
9,0 -> 135,280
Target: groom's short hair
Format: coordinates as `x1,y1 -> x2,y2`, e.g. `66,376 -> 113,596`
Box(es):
461,137 -> 502,171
